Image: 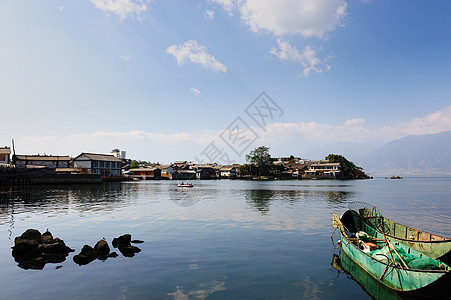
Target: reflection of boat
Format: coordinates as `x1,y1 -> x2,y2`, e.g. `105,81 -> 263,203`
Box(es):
332,210 -> 450,295
350,202 -> 451,263
339,251 -> 403,300
177,183 -> 194,188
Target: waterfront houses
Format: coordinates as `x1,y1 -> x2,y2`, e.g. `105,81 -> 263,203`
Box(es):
128,167 -> 161,180
13,154 -> 71,169
73,153 -> 122,176
1,138 -> 355,181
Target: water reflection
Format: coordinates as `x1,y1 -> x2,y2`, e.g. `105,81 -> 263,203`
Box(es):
293,276 -> 324,299
0,183 -> 127,225
246,189 -> 353,214
246,190 -> 275,214
167,280 -> 226,300
168,185 -> 218,207
339,251 -> 403,300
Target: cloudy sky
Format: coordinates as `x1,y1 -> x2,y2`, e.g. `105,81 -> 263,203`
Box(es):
1,0 -> 450,163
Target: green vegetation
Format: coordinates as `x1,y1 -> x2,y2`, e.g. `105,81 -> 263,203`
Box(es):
325,154 -> 370,179
130,160 -> 140,169
245,146 -> 273,176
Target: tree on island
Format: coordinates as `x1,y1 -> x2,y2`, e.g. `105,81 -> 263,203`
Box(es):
325,154 -> 370,179
245,146 -> 273,176
130,160 -> 140,169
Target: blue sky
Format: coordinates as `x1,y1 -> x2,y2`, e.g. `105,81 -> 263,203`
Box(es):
1,0 -> 450,164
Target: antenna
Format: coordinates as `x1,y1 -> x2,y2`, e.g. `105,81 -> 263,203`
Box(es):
11,139 -> 16,165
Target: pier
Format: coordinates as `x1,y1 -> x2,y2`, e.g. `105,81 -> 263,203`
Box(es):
0,165 -> 48,194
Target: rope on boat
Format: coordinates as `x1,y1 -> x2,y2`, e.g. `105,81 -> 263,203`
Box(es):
372,206 -> 410,270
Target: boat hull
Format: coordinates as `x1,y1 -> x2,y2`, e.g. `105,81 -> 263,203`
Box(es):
359,207 -> 451,262
339,230 -> 449,292
334,212 -> 450,293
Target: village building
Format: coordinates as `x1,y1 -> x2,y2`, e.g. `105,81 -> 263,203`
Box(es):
111,148 -> 126,159
303,162 -> 341,179
13,154 -> 71,169
191,164 -> 216,179
173,161 -> 188,169
127,167 -> 161,180
157,165 -> 175,179
0,147 -> 11,165
73,153 -> 122,176
280,162 -> 307,179
219,166 -> 237,178
173,169 -> 196,180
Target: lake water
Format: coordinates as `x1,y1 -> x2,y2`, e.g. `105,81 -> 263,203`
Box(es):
0,178 -> 450,299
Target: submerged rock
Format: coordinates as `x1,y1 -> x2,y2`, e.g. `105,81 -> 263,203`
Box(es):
73,253 -> 96,266
118,245 -> 141,258
131,240 -> 144,244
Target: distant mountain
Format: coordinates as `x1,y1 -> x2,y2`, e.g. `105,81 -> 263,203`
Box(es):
360,131 -> 451,176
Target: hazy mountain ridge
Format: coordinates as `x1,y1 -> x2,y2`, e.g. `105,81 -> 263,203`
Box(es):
360,131 -> 451,176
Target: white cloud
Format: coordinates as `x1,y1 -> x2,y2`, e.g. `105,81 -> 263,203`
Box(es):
204,10 -> 215,20
166,40 -> 227,73
121,55 -> 130,61
91,0 -> 150,20
212,0 -> 347,38
270,40 -> 330,76
59,6 -> 64,11
391,105 -> 451,137
344,118 -> 365,127
209,0 -> 236,12
13,106 -> 451,163
190,88 -> 201,96
260,106 -> 451,145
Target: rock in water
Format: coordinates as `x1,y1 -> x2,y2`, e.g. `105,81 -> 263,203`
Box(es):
12,229 -> 74,270
20,229 -> 42,242
94,239 -> 110,259
118,245 -> 141,258
112,234 -> 142,257
73,253 -> 96,266
112,234 -> 132,248
41,230 -> 53,243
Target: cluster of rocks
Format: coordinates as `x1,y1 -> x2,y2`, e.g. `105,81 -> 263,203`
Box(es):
12,229 -> 143,269
12,229 -> 75,270
73,239 -> 118,266
72,234 -> 143,265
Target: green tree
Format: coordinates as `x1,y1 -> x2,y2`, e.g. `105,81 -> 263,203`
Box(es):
325,154 -> 369,179
130,160 -> 140,169
245,146 -> 273,176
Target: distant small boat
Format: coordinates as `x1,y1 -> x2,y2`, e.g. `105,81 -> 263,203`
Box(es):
177,183 -> 194,188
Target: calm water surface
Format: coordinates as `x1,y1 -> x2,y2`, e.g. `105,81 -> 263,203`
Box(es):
0,178 -> 450,299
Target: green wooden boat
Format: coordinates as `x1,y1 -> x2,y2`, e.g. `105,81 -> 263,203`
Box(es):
349,202 -> 451,263
338,251 -> 403,300
333,211 -> 450,294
